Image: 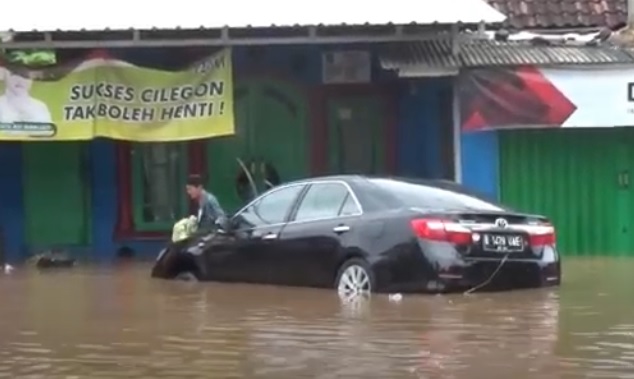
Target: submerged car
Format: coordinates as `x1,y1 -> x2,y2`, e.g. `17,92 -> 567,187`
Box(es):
151,175 -> 561,294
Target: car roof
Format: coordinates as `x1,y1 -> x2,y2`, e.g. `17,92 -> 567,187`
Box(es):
281,175 -> 498,204
238,175 -> 509,216
280,175 -> 363,186
283,175 -> 462,189
361,176 -> 501,200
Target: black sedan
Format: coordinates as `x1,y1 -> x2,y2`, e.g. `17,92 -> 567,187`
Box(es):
151,176 -> 561,294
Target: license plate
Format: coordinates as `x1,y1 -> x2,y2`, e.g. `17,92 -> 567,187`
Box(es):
482,234 -> 524,252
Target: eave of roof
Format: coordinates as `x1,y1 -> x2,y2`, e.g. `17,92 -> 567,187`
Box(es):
380,30 -> 634,76
4,0 -> 506,33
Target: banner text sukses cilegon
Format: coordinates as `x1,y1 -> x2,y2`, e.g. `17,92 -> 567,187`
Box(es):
63,81 -> 226,123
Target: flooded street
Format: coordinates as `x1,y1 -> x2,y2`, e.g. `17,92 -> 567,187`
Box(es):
1,258 -> 633,378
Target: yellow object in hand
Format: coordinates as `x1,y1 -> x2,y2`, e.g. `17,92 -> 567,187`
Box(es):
171,216 -> 198,242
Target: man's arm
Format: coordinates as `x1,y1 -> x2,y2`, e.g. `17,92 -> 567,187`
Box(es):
198,192 -> 227,232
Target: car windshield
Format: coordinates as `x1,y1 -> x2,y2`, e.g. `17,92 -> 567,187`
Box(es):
369,178 -> 507,212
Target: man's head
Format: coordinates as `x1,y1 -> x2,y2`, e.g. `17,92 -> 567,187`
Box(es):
185,174 -> 205,200
1,68 -> 33,98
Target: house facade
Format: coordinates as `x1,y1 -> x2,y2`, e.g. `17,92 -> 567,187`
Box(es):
479,0 -> 634,256
2,0 -> 628,262
381,0 -> 634,256
0,0 -> 507,263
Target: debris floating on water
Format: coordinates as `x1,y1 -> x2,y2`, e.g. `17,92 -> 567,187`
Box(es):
27,251 -> 76,269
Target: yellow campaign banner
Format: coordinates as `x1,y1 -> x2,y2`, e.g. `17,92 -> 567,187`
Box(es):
0,48 -> 234,141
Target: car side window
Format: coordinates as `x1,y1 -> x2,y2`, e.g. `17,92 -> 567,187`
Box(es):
237,205 -> 264,229
338,193 -> 361,216
235,185 -> 304,228
294,183 -> 351,222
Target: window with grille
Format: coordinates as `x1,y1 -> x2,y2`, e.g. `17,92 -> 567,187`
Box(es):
131,142 -> 189,232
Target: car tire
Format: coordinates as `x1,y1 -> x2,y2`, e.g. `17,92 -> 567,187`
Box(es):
335,258 -> 376,294
174,271 -> 199,282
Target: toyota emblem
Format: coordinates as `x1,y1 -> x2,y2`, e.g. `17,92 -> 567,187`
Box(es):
494,218 -> 508,228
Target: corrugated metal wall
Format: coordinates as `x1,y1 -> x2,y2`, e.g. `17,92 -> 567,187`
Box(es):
499,128 -> 634,257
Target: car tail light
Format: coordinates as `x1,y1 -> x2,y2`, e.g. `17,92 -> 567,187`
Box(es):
528,223 -> 556,246
410,218 -> 472,245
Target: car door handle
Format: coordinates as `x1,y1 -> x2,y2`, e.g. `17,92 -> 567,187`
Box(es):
261,233 -> 278,240
333,225 -> 351,233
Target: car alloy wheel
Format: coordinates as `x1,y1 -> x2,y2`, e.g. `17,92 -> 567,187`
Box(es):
175,271 -> 199,282
337,264 -> 372,294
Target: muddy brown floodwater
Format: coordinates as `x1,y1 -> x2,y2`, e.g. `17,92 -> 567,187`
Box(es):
1,258 -> 634,379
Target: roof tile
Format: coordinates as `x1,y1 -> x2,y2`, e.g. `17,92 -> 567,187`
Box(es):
486,0 -> 627,29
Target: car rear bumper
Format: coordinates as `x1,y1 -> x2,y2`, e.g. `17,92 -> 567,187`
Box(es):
383,258 -> 560,294
457,259 -> 561,291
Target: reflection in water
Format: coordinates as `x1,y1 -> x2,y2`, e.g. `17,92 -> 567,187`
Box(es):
1,258 -> 634,378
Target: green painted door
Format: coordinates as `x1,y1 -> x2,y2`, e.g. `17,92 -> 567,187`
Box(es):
499,129 -> 626,256
206,87 -> 250,213
327,96 -> 385,175
23,142 -> 91,249
251,81 -> 308,188
206,79 -> 309,213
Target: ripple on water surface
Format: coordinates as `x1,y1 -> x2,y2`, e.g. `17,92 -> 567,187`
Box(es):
0,258 -> 634,378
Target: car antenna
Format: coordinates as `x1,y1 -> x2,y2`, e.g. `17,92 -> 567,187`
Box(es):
237,157 -> 258,198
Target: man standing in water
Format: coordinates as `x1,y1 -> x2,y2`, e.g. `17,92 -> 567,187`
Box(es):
185,174 -> 227,233
151,175 -> 226,280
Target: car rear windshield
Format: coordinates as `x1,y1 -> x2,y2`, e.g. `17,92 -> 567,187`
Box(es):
369,178 -> 507,212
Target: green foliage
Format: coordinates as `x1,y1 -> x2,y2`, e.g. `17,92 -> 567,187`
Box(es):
2,49 -> 56,66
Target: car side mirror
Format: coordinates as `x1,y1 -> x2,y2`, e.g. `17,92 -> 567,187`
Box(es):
227,216 -> 241,231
